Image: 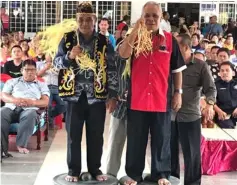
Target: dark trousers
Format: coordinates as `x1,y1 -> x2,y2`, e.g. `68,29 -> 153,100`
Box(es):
66,92 -> 106,177
48,85 -> 66,125
126,109 -> 171,183
171,119 -> 201,185
1,107 -> 37,152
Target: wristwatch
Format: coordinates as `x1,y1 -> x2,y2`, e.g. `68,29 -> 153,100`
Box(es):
174,89 -> 183,94
206,99 -> 215,105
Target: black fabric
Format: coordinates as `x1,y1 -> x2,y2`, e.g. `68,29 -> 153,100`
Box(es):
3,60 -> 22,78
126,109 -> 171,183
171,119 -> 202,185
66,91 -> 106,177
58,31 -> 109,99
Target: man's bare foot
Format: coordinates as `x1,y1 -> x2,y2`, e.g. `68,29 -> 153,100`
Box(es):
124,178 -> 137,185
158,178 -> 171,185
65,175 -> 79,182
96,174 -> 108,181
17,146 -> 29,154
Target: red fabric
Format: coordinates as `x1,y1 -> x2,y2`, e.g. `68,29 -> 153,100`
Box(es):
131,32 -> 172,112
1,14 -> 9,29
117,22 -> 126,31
0,74 -> 12,82
201,136 -> 237,175
52,101 -> 63,129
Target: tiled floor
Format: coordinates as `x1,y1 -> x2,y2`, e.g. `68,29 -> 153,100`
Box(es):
1,114 -> 237,185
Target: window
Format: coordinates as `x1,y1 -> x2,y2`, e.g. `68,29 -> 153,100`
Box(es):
219,4 -> 235,24
9,1 -> 25,32
114,1 -> 131,33
27,1 -> 44,33
45,1 -> 61,27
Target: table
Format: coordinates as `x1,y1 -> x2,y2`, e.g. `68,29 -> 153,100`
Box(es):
201,127 -> 237,175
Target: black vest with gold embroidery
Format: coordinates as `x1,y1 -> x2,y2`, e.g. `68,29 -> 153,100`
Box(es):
58,31 -> 108,100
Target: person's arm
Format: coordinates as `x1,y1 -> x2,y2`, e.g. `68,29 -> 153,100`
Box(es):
107,43 -> 118,99
201,62 -> 216,103
118,18 -> 142,59
53,33 -> 77,69
170,37 -> 187,112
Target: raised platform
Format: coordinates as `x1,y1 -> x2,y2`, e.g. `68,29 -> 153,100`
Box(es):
119,175 -> 180,185
53,173 -> 118,185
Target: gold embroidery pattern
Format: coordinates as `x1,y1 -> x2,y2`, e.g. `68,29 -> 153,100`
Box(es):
59,68 -> 75,96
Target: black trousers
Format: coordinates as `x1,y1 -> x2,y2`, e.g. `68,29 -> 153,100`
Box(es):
66,92 -> 106,177
171,119 -> 201,185
126,109 -> 171,183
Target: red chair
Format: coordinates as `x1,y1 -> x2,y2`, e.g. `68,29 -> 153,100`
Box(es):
0,73 -> 12,83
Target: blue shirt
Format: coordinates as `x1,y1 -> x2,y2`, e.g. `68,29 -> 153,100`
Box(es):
2,77 -> 50,110
205,23 -> 223,37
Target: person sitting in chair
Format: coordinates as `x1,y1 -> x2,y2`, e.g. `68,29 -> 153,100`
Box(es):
214,61 -> 237,128
1,59 -> 49,155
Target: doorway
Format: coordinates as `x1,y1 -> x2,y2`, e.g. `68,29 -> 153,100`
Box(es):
167,3 -> 200,26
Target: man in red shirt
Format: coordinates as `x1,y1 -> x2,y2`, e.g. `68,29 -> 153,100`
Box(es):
118,2 -> 186,185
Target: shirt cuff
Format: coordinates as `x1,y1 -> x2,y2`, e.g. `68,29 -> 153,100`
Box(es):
172,65 -> 187,73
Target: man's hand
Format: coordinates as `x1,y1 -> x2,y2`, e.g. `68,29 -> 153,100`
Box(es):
69,45 -> 82,60
13,98 -> 27,107
172,93 -> 182,112
203,104 -> 215,121
13,98 -> 35,107
106,98 -> 117,113
217,109 -> 227,120
232,108 -> 237,118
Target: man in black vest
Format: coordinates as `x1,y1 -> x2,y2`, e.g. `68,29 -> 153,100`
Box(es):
54,2 -> 118,182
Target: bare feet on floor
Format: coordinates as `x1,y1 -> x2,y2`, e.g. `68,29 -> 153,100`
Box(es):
124,178 -> 137,185
158,178 -> 171,185
65,175 -> 79,182
96,174 -> 108,181
17,146 -> 29,154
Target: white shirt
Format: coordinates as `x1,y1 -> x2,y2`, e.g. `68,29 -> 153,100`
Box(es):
160,19 -> 171,32
230,55 -> 237,66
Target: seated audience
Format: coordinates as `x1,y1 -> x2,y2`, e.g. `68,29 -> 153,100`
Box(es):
191,33 -> 201,51
194,50 -> 205,61
223,34 -> 234,53
230,43 -> 237,65
214,62 -> 237,128
210,34 -> 219,44
206,46 -> 220,65
0,34 -> 12,63
3,45 -> 23,78
209,48 -> 234,80
19,39 -> 31,61
1,60 -> 49,155
36,54 -> 66,129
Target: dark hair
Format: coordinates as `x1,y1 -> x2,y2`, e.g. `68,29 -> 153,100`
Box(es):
217,48 -> 231,57
19,39 -> 29,45
99,18 -> 109,24
22,59 -> 36,68
209,41 -> 216,44
163,11 -> 169,17
11,45 -> 22,52
77,2 -> 94,13
235,43 -> 237,50
191,33 -> 200,40
177,34 -> 192,48
123,15 -> 130,21
210,34 -> 218,40
219,61 -> 235,71
211,45 -> 221,51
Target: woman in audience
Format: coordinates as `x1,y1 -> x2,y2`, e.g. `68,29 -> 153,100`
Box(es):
0,34 -> 12,63
210,34 -> 219,44
19,39 -> 31,61
116,27 -> 128,46
223,34 -> 234,53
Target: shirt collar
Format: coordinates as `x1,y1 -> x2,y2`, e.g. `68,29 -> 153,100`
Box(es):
19,76 -> 37,83
156,29 -> 165,38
